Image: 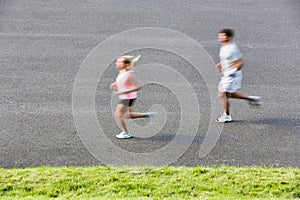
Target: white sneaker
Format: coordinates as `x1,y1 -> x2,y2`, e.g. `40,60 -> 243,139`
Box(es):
116,131 -> 132,139
216,113 -> 232,123
248,96 -> 261,106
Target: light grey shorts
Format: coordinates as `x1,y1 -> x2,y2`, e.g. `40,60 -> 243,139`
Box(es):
218,71 -> 242,93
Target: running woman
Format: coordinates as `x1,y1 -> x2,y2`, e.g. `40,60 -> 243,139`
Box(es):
110,55 -> 156,138
216,28 -> 261,123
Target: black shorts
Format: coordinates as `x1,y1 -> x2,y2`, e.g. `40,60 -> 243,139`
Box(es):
119,99 -> 136,107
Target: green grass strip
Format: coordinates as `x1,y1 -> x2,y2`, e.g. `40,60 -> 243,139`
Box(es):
0,166 -> 299,199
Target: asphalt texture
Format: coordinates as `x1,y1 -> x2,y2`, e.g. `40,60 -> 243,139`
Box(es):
0,0 -> 299,168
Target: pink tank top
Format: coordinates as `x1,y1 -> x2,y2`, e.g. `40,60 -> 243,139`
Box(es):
116,70 -> 137,100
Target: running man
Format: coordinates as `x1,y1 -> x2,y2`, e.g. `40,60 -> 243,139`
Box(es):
216,28 -> 261,122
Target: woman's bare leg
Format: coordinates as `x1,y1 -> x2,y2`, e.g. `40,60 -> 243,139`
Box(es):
127,107 -> 149,118
115,104 -> 129,133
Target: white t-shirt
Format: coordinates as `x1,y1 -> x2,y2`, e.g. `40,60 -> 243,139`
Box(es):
219,41 -> 242,75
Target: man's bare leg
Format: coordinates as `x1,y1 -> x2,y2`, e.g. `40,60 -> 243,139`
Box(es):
219,91 -> 230,115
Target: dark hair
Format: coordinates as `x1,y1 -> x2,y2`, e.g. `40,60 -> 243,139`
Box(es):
122,58 -> 131,65
219,28 -> 235,38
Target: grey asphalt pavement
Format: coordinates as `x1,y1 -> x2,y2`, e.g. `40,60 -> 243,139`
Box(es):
0,0 -> 299,168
